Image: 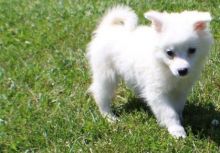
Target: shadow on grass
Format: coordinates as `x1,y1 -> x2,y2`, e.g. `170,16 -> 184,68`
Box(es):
115,97 -> 153,115
184,102 -> 220,144
116,97 -> 220,144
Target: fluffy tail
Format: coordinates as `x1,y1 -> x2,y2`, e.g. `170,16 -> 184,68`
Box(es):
96,6 -> 138,31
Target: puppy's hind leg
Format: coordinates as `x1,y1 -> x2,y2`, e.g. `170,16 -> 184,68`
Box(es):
89,69 -> 118,122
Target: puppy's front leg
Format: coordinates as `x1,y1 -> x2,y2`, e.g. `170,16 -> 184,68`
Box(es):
173,99 -> 186,123
147,95 -> 186,138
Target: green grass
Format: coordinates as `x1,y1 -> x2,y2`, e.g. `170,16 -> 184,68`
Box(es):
0,0 -> 220,152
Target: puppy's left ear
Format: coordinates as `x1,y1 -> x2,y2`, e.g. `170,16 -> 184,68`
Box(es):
144,11 -> 163,32
194,12 -> 212,31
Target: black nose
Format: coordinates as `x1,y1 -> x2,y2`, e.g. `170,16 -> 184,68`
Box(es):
178,68 -> 188,76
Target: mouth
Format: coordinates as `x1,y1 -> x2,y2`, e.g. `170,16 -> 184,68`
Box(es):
176,74 -> 189,78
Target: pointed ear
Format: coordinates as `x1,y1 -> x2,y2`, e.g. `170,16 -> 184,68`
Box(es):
144,11 -> 163,32
194,12 -> 212,31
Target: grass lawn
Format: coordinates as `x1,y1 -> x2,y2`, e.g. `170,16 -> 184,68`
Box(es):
0,0 -> 220,152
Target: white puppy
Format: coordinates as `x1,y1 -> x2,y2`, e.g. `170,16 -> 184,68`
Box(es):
87,6 -> 213,138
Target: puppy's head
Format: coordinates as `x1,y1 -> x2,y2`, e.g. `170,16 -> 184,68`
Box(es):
145,11 -> 213,78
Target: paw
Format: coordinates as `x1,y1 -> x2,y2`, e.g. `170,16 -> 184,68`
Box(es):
106,115 -> 120,123
168,125 -> 186,139
102,112 -> 119,123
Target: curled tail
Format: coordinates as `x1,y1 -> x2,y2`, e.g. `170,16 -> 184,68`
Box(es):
96,5 -> 138,31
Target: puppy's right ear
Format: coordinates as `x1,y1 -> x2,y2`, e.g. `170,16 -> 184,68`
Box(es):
193,12 -> 212,32
144,11 -> 163,32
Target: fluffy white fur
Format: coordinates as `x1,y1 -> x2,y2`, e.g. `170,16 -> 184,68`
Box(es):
87,6 -> 213,138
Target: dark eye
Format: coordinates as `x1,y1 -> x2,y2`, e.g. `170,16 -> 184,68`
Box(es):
188,48 -> 196,54
166,49 -> 175,58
